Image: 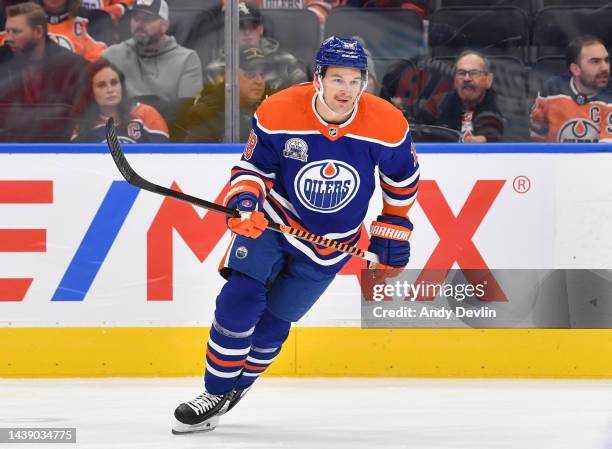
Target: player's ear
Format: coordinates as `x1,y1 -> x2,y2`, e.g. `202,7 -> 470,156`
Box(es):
313,73 -> 321,90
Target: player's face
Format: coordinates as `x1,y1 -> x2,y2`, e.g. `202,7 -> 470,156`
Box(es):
4,15 -> 43,55
573,43 -> 610,92
319,66 -> 363,115
93,67 -> 122,110
131,11 -> 167,46
239,21 -> 263,46
42,0 -> 68,13
239,65 -> 265,106
454,54 -> 493,106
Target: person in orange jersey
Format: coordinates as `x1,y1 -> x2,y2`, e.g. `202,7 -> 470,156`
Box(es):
34,0 -> 107,61
172,36 -> 419,435
81,0 -> 135,25
531,35 -> 612,143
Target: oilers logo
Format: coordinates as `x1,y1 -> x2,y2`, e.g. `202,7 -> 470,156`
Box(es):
557,119 -> 600,143
49,34 -> 74,53
294,160 -> 360,213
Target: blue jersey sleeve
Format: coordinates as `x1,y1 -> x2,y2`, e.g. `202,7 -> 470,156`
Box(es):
224,114 -> 281,206
377,128 -> 420,218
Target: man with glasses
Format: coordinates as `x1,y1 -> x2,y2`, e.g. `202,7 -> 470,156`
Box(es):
531,35 -> 612,143
418,50 -> 504,142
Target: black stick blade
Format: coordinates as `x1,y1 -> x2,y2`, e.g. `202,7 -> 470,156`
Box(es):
105,117 -> 138,184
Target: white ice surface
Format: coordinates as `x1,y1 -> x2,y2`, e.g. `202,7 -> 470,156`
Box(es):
0,377 -> 611,449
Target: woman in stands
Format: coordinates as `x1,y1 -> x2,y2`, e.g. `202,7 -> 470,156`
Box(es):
72,59 -> 169,143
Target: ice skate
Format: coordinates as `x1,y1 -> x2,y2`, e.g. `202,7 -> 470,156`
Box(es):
172,390 -> 231,434
222,386 -> 252,415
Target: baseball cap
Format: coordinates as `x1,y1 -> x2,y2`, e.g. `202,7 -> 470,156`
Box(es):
239,46 -> 265,71
238,2 -> 262,26
134,0 -> 169,21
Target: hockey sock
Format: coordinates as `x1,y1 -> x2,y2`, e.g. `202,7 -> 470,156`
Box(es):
205,272 -> 267,394
235,308 -> 291,389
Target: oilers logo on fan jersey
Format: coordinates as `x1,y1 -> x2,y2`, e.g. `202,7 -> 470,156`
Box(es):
295,160 -> 360,213
557,119 -> 600,143
224,82 -> 420,272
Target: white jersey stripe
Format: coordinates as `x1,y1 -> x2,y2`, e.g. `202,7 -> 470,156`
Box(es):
235,160 -> 277,179
382,192 -> 417,207
380,167 -> 420,188
268,189 -> 301,218
231,174 -> 267,195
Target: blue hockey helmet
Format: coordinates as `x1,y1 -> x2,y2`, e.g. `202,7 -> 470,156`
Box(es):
315,36 -> 368,73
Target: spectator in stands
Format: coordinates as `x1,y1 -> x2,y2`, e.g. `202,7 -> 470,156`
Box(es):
182,46 -> 271,143
205,2 -> 307,93
0,2 -> 87,105
0,2 -> 87,141
380,57 -> 454,122
35,0 -> 107,61
240,1 -> 428,24
103,0 -> 202,102
530,35 -> 612,143
80,0 -> 135,26
289,0 -> 428,24
72,58 -> 168,142
418,50 -> 504,143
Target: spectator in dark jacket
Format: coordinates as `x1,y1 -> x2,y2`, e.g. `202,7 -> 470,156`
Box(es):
0,2 -> 87,104
0,2 -> 87,141
205,2 -> 307,94
182,46 -> 272,143
418,50 -> 504,142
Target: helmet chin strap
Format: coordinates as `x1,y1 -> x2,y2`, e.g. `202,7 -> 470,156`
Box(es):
315,72 -> 368,121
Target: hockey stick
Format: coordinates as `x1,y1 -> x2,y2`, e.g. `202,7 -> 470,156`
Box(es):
105,117 -> 379,264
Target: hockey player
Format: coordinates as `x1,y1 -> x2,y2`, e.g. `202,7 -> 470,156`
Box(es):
172,36 -> 419,434
531,35 -> 612,143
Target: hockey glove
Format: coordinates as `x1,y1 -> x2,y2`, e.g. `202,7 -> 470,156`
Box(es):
367,215 -> 413,270
226,192 -> 268,239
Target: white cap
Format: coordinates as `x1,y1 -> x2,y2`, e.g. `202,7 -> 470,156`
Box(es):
134,0 -> 169,21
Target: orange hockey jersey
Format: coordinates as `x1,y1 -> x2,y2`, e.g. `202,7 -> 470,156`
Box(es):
47,16 -> 106,62
81,0 -> 135,24
530,75 -> 612,143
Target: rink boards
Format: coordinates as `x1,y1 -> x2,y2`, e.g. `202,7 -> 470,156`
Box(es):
0,144 -> 611,377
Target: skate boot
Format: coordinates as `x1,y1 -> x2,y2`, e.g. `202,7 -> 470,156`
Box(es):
172,390 -> 231,434
222,386 -> 252,415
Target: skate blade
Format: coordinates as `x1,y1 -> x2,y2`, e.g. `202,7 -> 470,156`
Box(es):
171,414 -> 220,435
